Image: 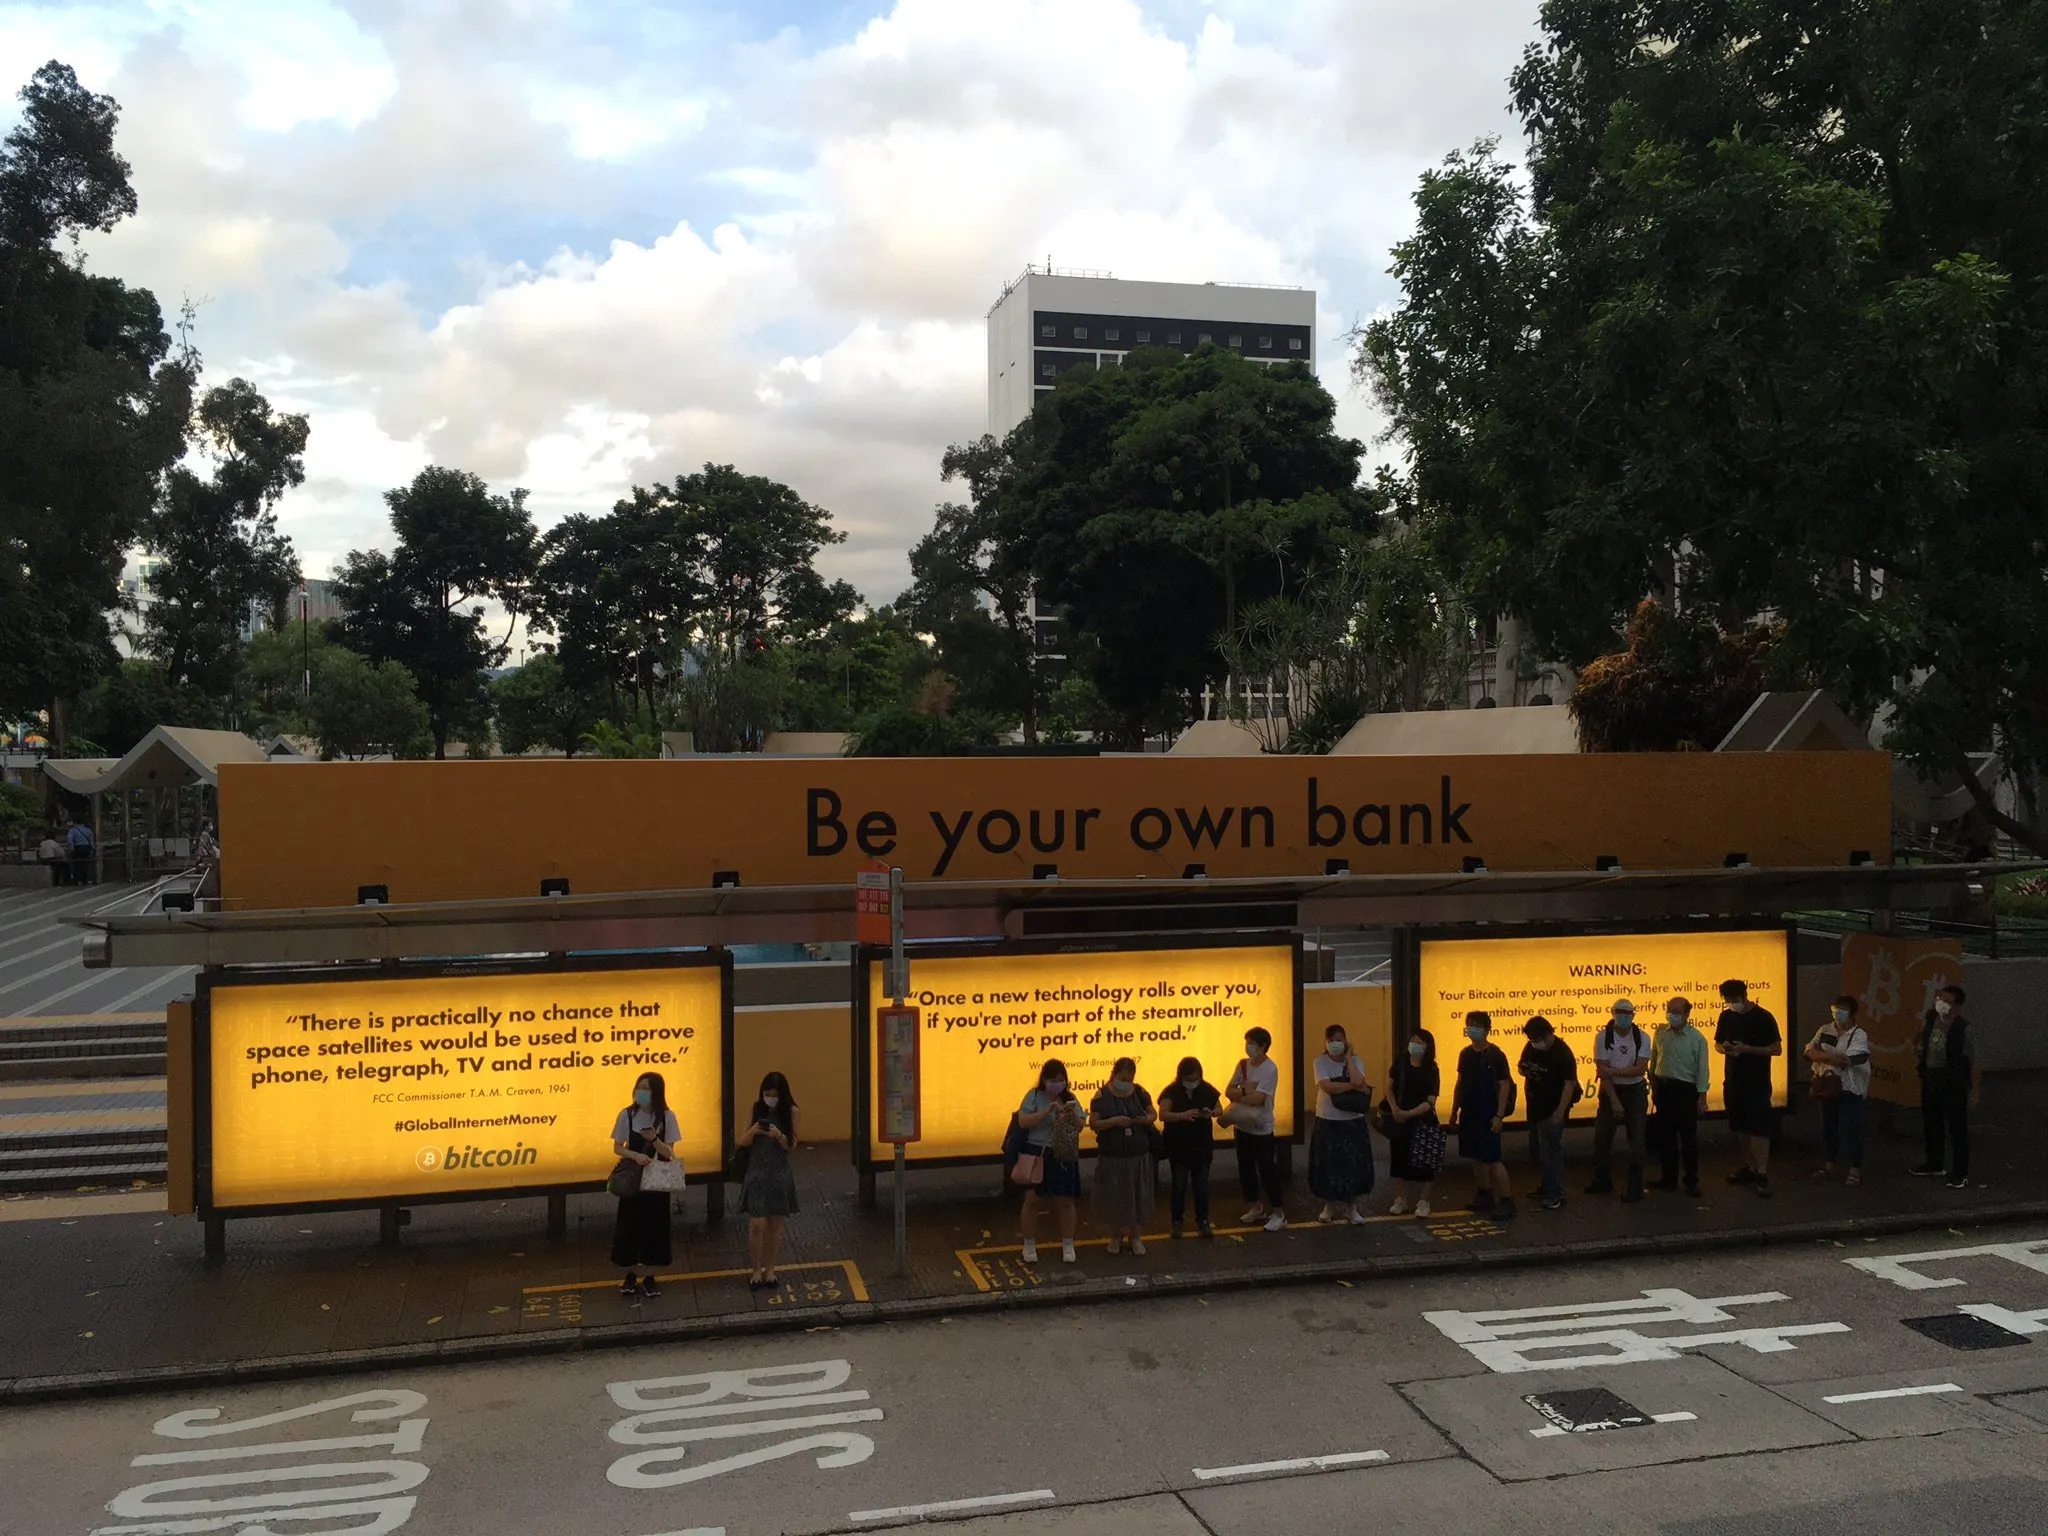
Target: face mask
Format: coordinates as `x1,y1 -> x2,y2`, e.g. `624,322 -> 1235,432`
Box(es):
1666,1013 -> 1686,1029
633,1088 -> 652,1108
1247,1042 -> 1266,1060
1045,1079 -> 1066,1095
762,1094 -> 780,1109
1111,1078 -> 1134,1094
1935,1001 -> 1955,1019
1465,1025 -> 1485,1042
1327,1041 -> 1347,1058
1613,1013 -> 1634,1028
1407,1042 -> 1427,1061
1832,1008 -> 1851,1024
1181,1075 -> 1200,1090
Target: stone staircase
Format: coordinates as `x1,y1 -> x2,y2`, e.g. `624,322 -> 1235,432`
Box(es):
0,1019 -> 168,1081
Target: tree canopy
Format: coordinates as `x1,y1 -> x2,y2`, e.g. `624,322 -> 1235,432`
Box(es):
1360,0 -> 2048,849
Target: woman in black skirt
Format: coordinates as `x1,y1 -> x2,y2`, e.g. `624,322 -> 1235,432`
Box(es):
611,1070 -> 681,1299
1385,1027 -> 1442,1218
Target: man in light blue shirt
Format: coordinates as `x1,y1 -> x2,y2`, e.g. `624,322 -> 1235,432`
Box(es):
1651,996 -> 1712,1196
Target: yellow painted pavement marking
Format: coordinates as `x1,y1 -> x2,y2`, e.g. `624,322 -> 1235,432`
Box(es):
0,1110 -> 166,1134
522,1257 -> 869,1303
0,1189 -> 168,1222
0,1078 -> 165,1100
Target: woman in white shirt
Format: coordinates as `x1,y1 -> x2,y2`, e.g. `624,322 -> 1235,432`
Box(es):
610,1071 -> 682,1299
1309,1023 -> 1375,1223
1806,995 -> 1873,1186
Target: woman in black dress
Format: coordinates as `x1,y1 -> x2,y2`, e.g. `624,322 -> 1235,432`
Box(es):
738,1071 -> 800,1290
610,1071 -> 681,1299
1385,1028 -> 1442,1218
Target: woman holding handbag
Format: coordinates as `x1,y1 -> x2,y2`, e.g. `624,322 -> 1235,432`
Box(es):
1806,996 -> 1872,1186
1015,1059 -> 1085,1265
1090,1056 -> 1157,1256
609,1071 -> 682,1300
1385,1027 -> 1443,1217
737,1071 -> 800,1289
1310,1024 -> 1375,1223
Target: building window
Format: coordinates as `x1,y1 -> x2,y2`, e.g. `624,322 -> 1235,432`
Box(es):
1289,338 -> 1304,351
1105,328 -> 1119,341
1136,329 -> 1150,343
1168,331 -> 1181,344
1198,332 -> 1211,343
1041,324 -> 1055,338
1074,326 -> 1087,339
1259,336 -> 1272,349
1041,362 -> 1056,377
1228,334 -> 1242,347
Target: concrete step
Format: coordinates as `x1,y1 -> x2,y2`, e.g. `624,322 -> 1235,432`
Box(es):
0,1160 -> 166,1193
0,1020 -> 166,1045
0,1143 -> 164,1173
0,1035 -> 166,1062
0,1053 -> 167,1081
0,1126 -> 165,1155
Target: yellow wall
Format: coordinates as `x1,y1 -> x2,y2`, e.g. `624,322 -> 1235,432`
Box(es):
736,1002 -> 853,1142
217,752 -> 1892,909
1304,983 -> 1393,1113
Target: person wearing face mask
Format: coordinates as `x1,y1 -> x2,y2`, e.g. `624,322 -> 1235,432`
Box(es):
1386,1028 -> 1443,1217
1517,1017 -> 1578,1212
1309,1024 -> 1375,1223
1225,1027 -> 1286,1231
610,1071 -> 682,1300
1016,1058 -> 1085,1263
1806,995 -> 1871,1186
737,1071 -> 800,1290
1911,985 -> 1980,1189
1157,1055 -> 1220,1238
1715,978 -> 1783,1197
1090,1055 -> 1157,1255
1454,1012 -> 1516,1219
1649,998 -> 1710,1197
1587,999 -> 1653,1201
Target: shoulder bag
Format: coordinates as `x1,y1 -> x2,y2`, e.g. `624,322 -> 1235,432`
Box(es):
1010,1149 -> 1045,1186
606,1159 -> 643,1198
642,1153 -> 686,1192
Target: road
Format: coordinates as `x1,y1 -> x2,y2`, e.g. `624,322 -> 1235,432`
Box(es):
7,1226 -> 2048,1536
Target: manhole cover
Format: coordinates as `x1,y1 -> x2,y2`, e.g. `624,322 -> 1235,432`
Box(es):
1902,1313 -> 2030,1351
1524,1387 -> 1652,1433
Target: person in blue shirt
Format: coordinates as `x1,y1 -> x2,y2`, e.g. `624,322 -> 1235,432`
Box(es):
65,821 -> 94,885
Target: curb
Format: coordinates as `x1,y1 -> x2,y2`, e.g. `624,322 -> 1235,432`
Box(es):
8,1199 -> 2047,1406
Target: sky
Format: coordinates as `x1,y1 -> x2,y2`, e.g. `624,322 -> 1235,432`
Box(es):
0,0 -> 1545,609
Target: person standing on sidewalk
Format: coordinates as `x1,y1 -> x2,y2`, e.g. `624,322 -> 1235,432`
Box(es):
1586,1000 -> 1652,1202
1716,979 -> 1782,1198
1090,1057 -> 1157,1256
1386,1028 -> 1442,1218
737,1071 -> 799,1290
1911,985 -> 1980,1190
610,1072 -> 681,1300
1806,996 -> 1871,1186
1309,1024 -> 1375,1224
1518,1017 -> 1577,1211
1158,1055 -> 1219,1238
1650,998 -> 1709,1197
1454,1013 -> 1515,1219
1017,1059 -> 1085,1265
1226,1027 -> 1286,1231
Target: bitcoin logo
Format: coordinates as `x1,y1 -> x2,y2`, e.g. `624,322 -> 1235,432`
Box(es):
415,1146 -> 442,1171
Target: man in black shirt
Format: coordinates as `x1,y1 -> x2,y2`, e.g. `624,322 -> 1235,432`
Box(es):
1518,1016 -> 1578,1211
1911,983 -> 1982,1189
1715,978 -> 1782,1197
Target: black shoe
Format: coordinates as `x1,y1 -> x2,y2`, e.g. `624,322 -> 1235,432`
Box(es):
1198,1219 -> 1214,1238
1539,1196 -> 1566,1212
1727,1168 -> 1758,1185
1583,1179 -> 1614,1196
620,1275 -> 640,1298
1466,1193 -> 1497,1213
1621,1187 -> 1644,1204
1651,1178 -> 1679,1192
1946,1177 -> 1971,1190
1754,1178 -> 1774,1199
1683,1182 -> 1702,1198
639,1276 -> 662,1299
1909,1164 -> 1945,1178
1494,1198 -> 1517,1219
1171,1222 -> 1185,1239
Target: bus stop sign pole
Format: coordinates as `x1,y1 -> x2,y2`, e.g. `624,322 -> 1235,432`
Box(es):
880,865 -> 918,1278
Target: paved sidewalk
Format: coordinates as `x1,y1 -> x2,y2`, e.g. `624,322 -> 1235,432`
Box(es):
3,1078 -> 2044,1403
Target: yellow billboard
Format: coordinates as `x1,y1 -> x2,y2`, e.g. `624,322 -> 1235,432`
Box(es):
203,960 -> 729,1211
1414,928 -> 1792,1124
859,938 -> 1300,1166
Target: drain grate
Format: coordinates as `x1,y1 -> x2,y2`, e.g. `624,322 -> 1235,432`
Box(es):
1902,1313 -> 2030,1351
1524,1387 -> 1652,1433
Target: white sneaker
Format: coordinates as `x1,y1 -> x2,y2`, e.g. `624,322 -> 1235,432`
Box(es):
1263,1212 -> 1287,1232
1131,1238 -> 1147,1256
1414,1199 -> 1432,1218
1105,1238 -> 1120,1256
1388,1197 -> 1409,1215
1021,1239 -> 1038,1264
1349,1206 -> 1369,1224
1316,1204 -> 1339,1223
1061,1240 -> 1076,1263
1240,1208 -> 1263,1225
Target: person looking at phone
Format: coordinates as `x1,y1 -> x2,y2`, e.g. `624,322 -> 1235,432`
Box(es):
1157,1055 -> 1220,1237
1016,1059 -> 1085,1263
1227,1027 -> 1286,1231
610,1071 -> 680,1300
1090,1056 -> 1156,1256
737,1071 -> 799,1290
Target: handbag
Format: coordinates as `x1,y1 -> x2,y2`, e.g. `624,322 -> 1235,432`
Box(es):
1144,1124 -> 1165,1159
1409,1120 -> 1447,1173
606,1159 -> 642,1198
1331,1088 -> 1373,1116
1217,1101 -> 1262,1129
1809,1071 -> 1844,1101
1010,1150 -> 1045,1186
641,1154 -> 686,1192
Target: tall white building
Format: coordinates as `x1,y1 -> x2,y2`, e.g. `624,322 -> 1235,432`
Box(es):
985,266 -> 1318,436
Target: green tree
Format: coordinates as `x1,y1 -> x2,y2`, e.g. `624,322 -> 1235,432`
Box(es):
491,653 -> 601,756
0,62 -> 193,745
783,607 -> 931,731
143,370 -> 306,701
1007,346 -> 1374,746
73,657 -> 217,756
667,464 -> 849,661
531,491 -> 697,721
239,619 -> 342,740
333,467 -> 537,758
1569,600 -> 1778,754
0,780 -> 41,838
307,649 -> 429,760
1360,2 -> 2048,850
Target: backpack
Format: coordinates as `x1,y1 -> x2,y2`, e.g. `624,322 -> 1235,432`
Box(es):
1603,1022 -> 1647,1061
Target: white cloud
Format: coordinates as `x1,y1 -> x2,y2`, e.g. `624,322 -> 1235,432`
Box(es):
16,0 -> 1543,602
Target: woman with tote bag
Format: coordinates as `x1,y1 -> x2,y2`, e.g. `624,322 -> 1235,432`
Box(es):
609,1071 -> 683,1300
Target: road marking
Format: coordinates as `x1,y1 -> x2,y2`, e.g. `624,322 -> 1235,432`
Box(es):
849,1490 -> 1054,1522
1425,1288 -> 1851,1373
956,1214 -> 1451,1292
0,1190 -> 168,1223
640,1529 -> 725,1535
1530,1412 -> 1695,1438
1823,1383 -> 1964,1404
1846,1239 -> 2048,1292
522,1258 -> 868,1302
1192,1450 -> 1388,1480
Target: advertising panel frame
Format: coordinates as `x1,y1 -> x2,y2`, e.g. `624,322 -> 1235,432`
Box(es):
195,949 -> 734,1220
1394,919 -> 1797,1125
851,931 -> 1305,1177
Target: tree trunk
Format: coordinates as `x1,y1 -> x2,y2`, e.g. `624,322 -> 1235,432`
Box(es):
1950,747 -> 2048,858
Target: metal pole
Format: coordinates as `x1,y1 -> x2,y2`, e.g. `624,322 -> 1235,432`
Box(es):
890,865 -> 907,1278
